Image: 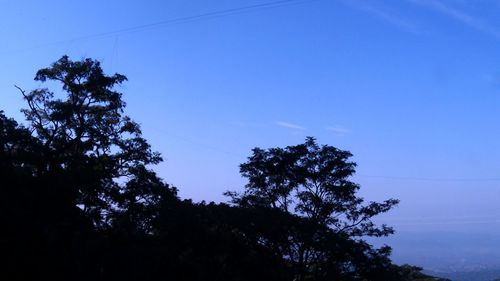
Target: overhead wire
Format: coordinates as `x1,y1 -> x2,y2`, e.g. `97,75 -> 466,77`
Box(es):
7,0 -> 500,184
142,127 -> 500,183
144,125 -> 245,159
357,175 -> 500,182
1,0 -> 319,54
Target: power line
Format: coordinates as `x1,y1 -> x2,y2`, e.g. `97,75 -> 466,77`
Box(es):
137,127 -> 500,183
387,219 -> 500,226
138,130 -> 500,183
358,174 -> 500,182
144,125 -> 245,159
2,0 -> 319,54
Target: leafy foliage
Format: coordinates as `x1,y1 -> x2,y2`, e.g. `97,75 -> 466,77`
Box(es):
231,137 -> 398,235
17,55 -> 168,229
0,56 -> 443,281
226,137 -> 399,280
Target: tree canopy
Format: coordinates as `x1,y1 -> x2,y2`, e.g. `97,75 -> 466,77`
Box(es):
230,137 -> 398,235
0,56 -> 446,281
226,137 -> 400,280
16,55 -> 171,230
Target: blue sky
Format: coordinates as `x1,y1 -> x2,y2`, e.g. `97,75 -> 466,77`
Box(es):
3,0 -> 500,268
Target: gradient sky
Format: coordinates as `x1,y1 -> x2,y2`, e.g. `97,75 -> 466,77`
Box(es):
3,0 -> 500,269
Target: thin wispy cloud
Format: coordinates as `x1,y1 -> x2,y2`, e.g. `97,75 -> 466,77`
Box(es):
409,0 -> 500,38
342,0 -> 422,34
275,121 -> 305,130
327,126 -> 350,136
228,121 -> 264,128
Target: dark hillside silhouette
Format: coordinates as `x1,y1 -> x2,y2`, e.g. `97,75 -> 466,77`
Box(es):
0,56 -> 448,281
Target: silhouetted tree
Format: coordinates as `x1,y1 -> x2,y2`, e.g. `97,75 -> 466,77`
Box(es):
226,137 -> 399,280
0,111 -> 43,279
16,56 -> 172,230
2,56 -> 176,280
1,56 -> 446,281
